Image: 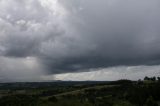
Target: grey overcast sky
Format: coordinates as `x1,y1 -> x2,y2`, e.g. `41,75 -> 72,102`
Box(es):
0,0 -> 160,82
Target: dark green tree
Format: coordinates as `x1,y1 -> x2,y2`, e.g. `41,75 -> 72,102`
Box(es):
145,96 -> 158,106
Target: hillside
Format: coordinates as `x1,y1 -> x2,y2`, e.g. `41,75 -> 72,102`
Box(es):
0,79 -> 160,106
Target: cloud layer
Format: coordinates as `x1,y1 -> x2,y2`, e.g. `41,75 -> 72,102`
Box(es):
54,65 -> 160,81
0,0 -> 160,81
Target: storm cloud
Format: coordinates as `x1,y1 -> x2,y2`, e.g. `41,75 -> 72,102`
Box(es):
0,0 -> 160,81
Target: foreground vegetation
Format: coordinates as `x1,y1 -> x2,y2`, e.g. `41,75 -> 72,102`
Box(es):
0,77 -> 160,106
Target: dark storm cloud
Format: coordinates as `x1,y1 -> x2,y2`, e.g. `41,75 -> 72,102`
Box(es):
1,0 -> 160,79
41,0 -> 160,73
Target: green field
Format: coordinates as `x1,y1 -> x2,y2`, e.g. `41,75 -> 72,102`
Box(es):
0,77 -> 160,106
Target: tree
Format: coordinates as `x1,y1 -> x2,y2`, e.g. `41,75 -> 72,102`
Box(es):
48,96 -> 58,103
151,77 -> 156,81
145,96 -> 158,106
144,76 -> 149,81
157,77 -> 160,82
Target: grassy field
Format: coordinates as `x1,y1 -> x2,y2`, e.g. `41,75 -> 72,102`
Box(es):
0,78 -> 160,106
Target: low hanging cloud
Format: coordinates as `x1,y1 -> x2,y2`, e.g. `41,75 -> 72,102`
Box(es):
54,65 -> 160,81
0,0 -> 160,81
